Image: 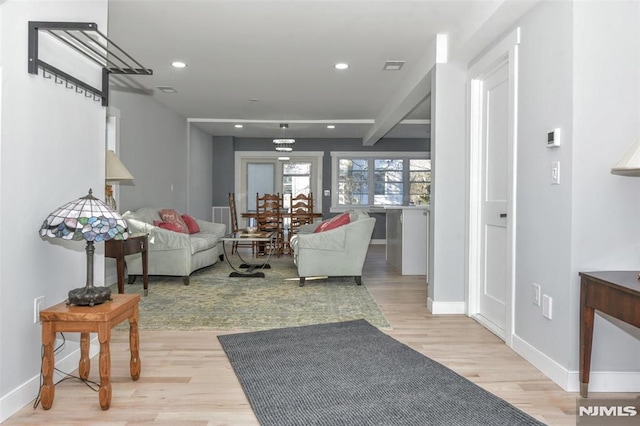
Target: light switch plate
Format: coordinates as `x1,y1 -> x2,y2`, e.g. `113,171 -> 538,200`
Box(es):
551,161 -> 560,185
323,190 -> 330,196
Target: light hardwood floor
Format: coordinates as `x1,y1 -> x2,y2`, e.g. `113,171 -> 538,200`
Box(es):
5,245 -> 612,425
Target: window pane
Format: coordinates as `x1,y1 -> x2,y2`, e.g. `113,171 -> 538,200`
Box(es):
339,182 -> 368,205
338,159 -> 368,205
409,159 -> 431,205
375,159 -> 403,171
283,163 -> 311,175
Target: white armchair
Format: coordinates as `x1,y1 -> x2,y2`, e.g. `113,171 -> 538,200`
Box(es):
289,210 -> 375,287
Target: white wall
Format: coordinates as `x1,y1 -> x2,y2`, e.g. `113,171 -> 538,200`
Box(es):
428,60 -> 467,312
512,0 -> 575,368
493,0 -> 639,391
111,91 -> 189,213
188,123 -> 214,220
569,0 -> 640,377
0,1 -> 107,421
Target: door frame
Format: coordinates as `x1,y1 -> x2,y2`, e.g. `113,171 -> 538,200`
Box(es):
234,151 -> 324,225
467,28 -> 520,346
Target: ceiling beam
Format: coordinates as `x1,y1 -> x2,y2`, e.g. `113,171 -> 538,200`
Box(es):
363,39 -> 437,146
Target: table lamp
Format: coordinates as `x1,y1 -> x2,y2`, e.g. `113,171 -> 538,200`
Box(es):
39,189 -> 129,306
105,149 -> 134,210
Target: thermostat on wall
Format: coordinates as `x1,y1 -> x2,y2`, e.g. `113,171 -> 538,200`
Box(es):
547,128 -> 561,148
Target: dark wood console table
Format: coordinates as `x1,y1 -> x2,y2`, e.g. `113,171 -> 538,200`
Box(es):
579,271 -> 640,397
105,233 -> 148,296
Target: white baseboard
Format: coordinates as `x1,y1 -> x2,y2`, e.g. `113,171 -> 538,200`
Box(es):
512,334 -> 640,392
427,297 -> 467,314
0,337 -> 99,423
370,239 -> 385,245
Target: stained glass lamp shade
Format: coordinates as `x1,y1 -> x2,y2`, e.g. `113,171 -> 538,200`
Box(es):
39,189 -> 129,306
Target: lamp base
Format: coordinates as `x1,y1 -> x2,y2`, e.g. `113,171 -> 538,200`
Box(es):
68,285 -> 112,306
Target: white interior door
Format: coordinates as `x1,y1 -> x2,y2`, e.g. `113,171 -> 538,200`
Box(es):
477,61 -> 510,337
468,29 -> 519,345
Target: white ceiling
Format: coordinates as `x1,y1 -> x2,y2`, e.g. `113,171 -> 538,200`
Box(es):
107,0 -> 508,142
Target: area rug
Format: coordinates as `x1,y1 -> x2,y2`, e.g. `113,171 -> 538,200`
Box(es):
110,256 -> 390,330
218,319 -> 545,426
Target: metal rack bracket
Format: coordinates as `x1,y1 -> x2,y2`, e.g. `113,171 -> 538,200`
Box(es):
28,21 -> 153,106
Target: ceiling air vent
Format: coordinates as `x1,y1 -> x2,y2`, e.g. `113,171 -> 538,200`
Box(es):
383,61 -> 405,71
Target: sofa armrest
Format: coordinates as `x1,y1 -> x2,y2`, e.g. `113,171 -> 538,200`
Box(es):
124,218 -> 190,250
195,219 -> 226,237
294,226 -> 347,252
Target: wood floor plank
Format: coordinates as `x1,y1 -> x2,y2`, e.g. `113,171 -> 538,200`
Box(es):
4,245 -> 617,425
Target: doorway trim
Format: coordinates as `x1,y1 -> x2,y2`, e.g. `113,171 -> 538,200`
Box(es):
234,151 -> 324,223
467,28 -> 520,347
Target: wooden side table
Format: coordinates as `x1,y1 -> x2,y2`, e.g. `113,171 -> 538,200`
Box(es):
105,233 -> 148,296
578,271 -> 640,397
39,294 -> 141,410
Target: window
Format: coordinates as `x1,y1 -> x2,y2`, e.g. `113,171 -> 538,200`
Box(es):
331,152 -> 430,209
282,161 -> 311,208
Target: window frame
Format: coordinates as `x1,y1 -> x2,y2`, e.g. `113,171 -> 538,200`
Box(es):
330,151 -> 430,212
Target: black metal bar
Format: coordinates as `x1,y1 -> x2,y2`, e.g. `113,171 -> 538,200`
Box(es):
37,59 -> 104,102
101,68 -> 109,107
28,21 -> 39,74
94,27 -> 152,74
28,21 -> 153,107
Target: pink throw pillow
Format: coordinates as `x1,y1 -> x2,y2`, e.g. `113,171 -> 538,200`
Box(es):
314,212 -> 351,233
154,221 -> 185,233
159,209 -> 189,234
181,214 -> 200,234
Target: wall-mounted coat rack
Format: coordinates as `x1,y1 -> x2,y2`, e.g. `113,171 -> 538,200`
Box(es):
28,21 -> 153,106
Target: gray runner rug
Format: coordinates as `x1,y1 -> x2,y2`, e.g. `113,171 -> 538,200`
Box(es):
218,319 -> 545,426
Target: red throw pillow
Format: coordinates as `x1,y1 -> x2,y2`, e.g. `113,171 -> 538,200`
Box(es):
314,212 -> 351,233
154,221 -> 185,233
181,214 -> 200,234
159,209 -> 189,233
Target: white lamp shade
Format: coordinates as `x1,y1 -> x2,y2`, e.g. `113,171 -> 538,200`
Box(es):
106,150 -> 135,181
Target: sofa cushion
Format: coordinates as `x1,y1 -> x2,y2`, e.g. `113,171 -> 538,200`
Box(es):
153,220 -> 186,233
314,212 -> 351,233
181,214 -> 201,234
189,233 -> 220,254
159,209 -> 189,234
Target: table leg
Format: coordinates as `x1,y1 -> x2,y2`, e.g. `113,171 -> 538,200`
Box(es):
116,256 -> 126,294
40,321 -> 55,410
97,323 -> 112,410
141,247 -> 149,297
78,332 -> 90,380
129,304 -> 141,380
579,281 -> 595,398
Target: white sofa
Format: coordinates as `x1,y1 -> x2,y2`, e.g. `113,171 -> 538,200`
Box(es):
290,210 -> 375,286
122,207 -> 226,285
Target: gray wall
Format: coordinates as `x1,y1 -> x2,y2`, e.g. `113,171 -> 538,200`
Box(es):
188,124 -> 214,220
112,91 -> 189,213
215,136 -> 430,239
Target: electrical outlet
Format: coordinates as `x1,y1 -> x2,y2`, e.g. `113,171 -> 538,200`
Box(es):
542,295 -> 553,320
34,296 -> 45,324
532,283 -> 541,306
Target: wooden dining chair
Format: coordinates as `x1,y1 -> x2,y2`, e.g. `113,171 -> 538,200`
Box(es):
287,192 -> 314,254
228,193 -> 254,255
256,193 -> 284,255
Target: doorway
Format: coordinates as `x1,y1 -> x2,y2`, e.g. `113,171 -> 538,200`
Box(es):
468,29 -> 519,344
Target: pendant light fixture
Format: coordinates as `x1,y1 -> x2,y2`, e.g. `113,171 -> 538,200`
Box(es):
273,123 -> 295,152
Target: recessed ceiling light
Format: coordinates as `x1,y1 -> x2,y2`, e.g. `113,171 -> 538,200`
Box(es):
327,125 -> 336,129
234,124 -> 243,128
278,157 -> 290,161
171,61 -> 187,68
334,62 -> 349,70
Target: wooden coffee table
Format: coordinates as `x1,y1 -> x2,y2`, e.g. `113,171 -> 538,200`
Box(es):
39,294 -> 141,410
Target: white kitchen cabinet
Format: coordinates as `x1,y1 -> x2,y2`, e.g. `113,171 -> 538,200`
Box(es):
385,206 -> 428,275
